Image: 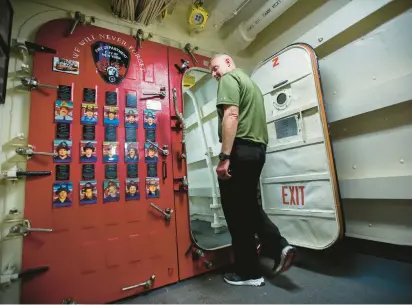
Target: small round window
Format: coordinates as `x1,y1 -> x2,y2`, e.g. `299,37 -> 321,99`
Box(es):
273,89 -> 291,110
277,93 -> 287,105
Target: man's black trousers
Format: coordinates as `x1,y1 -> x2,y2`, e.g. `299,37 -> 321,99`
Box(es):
218,139 -> 289,278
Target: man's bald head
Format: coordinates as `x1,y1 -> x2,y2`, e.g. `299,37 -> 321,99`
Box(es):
210,53 -> 236,81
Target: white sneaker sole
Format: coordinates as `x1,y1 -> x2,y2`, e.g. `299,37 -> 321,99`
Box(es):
224,277 -> 265,287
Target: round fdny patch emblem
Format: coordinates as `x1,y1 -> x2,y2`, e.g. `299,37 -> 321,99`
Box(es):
91,41 -> 130,85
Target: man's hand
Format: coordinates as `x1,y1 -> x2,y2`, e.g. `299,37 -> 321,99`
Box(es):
216,159 -> 231,180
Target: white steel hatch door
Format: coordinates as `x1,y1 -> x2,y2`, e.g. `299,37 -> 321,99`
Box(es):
251,44 -> 343,250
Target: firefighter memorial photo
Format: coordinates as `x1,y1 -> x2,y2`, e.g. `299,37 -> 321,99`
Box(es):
79,180 -> 98,205
125,178 -> 140,201
103,179 -> 120,203
52,182 -> 73,208
80,141 -> 97,163
104,106 -> 120,126
146,177 -> 160,198
53,140 -> 72,163
80,104 -> 98,125
54,100 -> 73,123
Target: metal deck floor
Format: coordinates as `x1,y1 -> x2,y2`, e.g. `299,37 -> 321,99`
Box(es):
118,241 -> 412,304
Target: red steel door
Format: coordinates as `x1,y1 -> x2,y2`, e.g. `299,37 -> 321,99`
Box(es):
167,47 -> 232,280
22,19 -> 178,303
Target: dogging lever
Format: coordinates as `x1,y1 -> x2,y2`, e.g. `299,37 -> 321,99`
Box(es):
146,140 -> 169,156
122,274 -> 156,291
9,219 -> 53,237
2,165 -> 51,183
184,43 -> 198,64
20,76 -> 59,90
142,87 -> 166,97
69,11 -> 82,35
0,265 -> 49,285
175,59 -> 190,74
185,243 -> 213,268
150,203 -> 173,221
14,145 -> 56,159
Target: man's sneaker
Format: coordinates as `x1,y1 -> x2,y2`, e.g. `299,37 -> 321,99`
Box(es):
273,245 -> 296,275
223,272 -> 265,287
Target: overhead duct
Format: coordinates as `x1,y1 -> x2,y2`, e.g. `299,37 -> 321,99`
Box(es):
225,0 -> 299,53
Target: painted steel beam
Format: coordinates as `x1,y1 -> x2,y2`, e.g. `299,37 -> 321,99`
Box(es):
296,0 -> 394,49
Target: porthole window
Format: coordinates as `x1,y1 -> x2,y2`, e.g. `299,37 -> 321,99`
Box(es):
273,89 -> 291,110
277,93 -> 287,105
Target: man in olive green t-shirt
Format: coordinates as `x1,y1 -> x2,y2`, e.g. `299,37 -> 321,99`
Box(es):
210,53 -> 296,287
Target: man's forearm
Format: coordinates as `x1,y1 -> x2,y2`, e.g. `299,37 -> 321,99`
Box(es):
221,114 -> 238,155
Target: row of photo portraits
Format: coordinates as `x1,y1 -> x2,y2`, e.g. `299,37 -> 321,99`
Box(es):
53,140 -> 158,163
54,100 -> 157,129
52,178 -> 160,208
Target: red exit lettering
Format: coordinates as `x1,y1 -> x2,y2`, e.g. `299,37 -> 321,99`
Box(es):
282,186 -> 305,206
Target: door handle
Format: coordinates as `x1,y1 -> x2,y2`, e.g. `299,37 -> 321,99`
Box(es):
20,76 -> 59,90
69,11 -> 82,35
173,176 -> 188,192
2,165 -> 51,183
175,59 -> 190,74
185,243 -> 213,269
184,43 -> 198,64
11,39 -> 57,72
162,161 -> 167,180
146,140 -> 169,156
14,145 -> 56,159
150,203 -> 173,221
0,265 -> 49,285
122,274 -> 156,291
9,219 -> 53,237
142,87 -> 166,97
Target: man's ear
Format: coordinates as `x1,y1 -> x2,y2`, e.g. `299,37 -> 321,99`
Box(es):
225,57 -> 231,66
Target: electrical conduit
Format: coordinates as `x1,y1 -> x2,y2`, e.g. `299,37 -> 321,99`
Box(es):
225,0 -> 299,52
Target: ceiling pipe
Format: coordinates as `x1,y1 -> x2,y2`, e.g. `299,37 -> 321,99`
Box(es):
215,0 -> 251,30
225,0 -> 299,53
207,0 -> 251,30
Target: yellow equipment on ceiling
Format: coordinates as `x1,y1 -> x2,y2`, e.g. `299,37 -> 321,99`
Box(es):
187,0 -> 209,34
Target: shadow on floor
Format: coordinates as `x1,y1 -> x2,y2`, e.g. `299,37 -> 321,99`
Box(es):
116,238 -> 412,304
